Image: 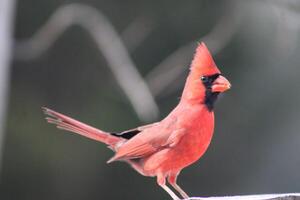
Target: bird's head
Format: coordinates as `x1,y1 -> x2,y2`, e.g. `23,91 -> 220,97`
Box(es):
181,42 -> 231,111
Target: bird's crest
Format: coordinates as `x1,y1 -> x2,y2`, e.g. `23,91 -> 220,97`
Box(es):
190,42 -> 220,76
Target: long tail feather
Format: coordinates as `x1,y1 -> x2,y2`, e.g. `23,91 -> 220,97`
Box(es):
42,107 -> 122,147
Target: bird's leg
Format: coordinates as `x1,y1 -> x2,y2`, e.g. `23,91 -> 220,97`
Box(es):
168,173 -> 189,199
157,173 -> 180,200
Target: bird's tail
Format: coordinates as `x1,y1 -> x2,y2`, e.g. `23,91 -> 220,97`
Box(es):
42,107 -> 122,147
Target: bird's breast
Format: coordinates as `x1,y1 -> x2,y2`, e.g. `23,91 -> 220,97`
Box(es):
141,107 -> 215,175
149,110 -> 215,173
173,111 -> 214,167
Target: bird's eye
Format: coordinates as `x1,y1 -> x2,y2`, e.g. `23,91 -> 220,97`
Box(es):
201,76 -> 209,82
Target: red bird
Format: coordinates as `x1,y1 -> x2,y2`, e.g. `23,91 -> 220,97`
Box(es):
43,42 -> 231,200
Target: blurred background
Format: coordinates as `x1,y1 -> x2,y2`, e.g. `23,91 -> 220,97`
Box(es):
0,0 -> 300,199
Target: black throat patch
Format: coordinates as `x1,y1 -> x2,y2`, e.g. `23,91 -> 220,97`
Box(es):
201,73 -> 220,112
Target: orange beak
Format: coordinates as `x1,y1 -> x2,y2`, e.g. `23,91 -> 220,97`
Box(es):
211,75 -> 231,93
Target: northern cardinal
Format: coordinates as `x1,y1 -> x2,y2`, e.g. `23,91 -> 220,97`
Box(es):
43,42 -> 231,200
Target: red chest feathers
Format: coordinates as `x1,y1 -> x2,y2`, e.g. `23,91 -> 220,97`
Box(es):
173,110 -> 214,166
151,107 -> 215,172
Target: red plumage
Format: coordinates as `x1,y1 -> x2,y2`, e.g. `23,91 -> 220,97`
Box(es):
43,42 -> 231,200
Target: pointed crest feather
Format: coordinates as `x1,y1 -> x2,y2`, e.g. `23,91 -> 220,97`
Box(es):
190,42 -> 220,75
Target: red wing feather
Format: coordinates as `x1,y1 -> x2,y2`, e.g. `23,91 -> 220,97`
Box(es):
108,118 -> 186,163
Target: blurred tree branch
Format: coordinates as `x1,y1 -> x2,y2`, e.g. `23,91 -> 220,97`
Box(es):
0,0 -> 16,174
266,0 -> 300,59
14,1 -> 242,120
121,16 -> 155,53
14,3 -> 159,122
146,0 -> 242,98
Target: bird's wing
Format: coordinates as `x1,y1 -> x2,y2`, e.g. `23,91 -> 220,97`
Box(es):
107,118 -> 186,162
162,128 -> 186,147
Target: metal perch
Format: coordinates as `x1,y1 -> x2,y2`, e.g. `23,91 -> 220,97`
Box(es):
184,193 -> 300,200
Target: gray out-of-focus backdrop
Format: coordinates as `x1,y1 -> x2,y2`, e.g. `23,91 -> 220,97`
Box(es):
0,0 -> 300,199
